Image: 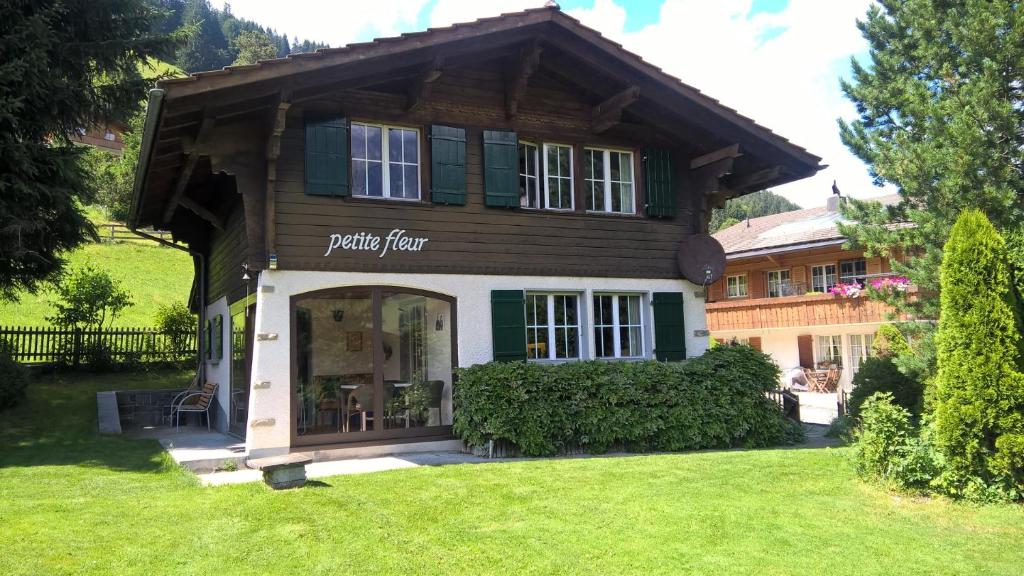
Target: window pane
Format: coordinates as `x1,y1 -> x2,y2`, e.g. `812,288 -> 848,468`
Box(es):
611,182 -> 622,212
558,147 -> 570,175
598,326 -> 614,357
352,161 -> 367,196
389,163 -> 404,197
609,151 -> 621,181
559,179 -> 572,209
554,327 -> 568,358
619,153 -> 632,180
547,146 -> 558,175
389,129 -> 402,162
403,130 -> 418,162
365,126 -> 382,160
367,161 -> 383,196
351,124 -> 366,158
566,328 -> 579,358
618,183 -> 633,212
563,295 -> 577,325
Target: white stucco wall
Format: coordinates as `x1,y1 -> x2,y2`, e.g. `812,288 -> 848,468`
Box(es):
203,297 -> 231,433
244,270 -> 709,457
712,322 -> 886,391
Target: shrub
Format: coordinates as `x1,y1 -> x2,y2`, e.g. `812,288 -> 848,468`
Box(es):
155,302 -> 197,364
872,324 -> 911,358
933,210 -> 1024,500
0,341 -> 29,411
47,264 -> 132,330
847,357 -> 923,419
854,392 -> 936,490
453,345 -> 802,457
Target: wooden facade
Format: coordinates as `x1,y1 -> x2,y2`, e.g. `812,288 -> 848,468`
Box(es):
706,245 -> 898,331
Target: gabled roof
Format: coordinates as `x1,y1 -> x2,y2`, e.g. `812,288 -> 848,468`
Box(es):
713,194 -> 900,258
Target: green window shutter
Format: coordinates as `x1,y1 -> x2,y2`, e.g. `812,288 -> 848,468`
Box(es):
483,130 -> 519,207
204,319 -> 212,360
305,115 -> 349,197
491,290 -> 527,362
652,292 -> 686,361
644,148 -> 675,218
213,315 -> 223,360
430,125 -> 466,205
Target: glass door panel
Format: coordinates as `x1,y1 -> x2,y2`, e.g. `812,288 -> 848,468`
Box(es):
381,292 -> 453,430
296,292 -> 374,437
229,305 -> 254,437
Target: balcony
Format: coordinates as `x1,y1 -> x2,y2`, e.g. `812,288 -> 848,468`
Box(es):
706,275 -> 911,331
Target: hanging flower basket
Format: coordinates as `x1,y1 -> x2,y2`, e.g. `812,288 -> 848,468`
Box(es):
830,282 -> 863,298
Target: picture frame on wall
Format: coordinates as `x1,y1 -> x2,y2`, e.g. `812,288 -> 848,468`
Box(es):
346,331 -> 363,352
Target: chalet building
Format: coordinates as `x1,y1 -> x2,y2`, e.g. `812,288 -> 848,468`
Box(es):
706,194 -> 901,419
73,123 -> 126,154
130,6 -> 821,458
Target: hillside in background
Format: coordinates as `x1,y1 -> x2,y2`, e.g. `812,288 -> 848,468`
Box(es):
710,191 -> 801,233
158,0 -> 329,73
0,210 -> 193,327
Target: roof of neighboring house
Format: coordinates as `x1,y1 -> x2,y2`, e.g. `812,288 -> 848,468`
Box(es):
713,194 -> 900,258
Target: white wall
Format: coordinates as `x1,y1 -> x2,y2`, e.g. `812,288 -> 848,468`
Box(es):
244,270 -> 708,457
203,296 -> 231,433
712,323 -> 885,390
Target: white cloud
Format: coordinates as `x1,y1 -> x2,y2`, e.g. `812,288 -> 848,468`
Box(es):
211,0 -> 428,47
428,0 -> 545,28
568,0 -> 888,208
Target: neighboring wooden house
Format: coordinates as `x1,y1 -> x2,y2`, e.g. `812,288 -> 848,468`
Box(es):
130,6 -> 821,458
73,122 -> 126,154
707,194 -> 902,396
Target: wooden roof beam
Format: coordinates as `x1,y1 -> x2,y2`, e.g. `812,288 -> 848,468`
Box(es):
162,117 -> 215,224
690,144 -> 741,169
406,56 -> 445,113
178,196 -> 224,231
591,85 -> 639,133
506,39 -> 542,119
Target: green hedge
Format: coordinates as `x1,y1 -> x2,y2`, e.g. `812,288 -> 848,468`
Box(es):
453,346 -> 802,456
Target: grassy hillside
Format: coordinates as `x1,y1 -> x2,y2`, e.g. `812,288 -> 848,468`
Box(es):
0,238 -> 193,327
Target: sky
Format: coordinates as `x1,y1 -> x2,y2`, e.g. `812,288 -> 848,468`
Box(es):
211,0 -> 886,209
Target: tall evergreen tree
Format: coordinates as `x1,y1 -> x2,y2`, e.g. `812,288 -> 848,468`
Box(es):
0,0 -> 174,300
933,210 -> 1024,500
232,29 -> 277,65
837,0 -> 1024,320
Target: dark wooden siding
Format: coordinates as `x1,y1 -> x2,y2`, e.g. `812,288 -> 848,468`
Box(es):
207,204 -> 248,305
272,62 -> 698,279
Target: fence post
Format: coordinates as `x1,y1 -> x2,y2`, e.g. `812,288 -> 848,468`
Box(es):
72,327 -> 82,368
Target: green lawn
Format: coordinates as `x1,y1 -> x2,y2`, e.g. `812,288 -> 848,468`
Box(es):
0,239 -> 193,327
1,371 -> 1022,575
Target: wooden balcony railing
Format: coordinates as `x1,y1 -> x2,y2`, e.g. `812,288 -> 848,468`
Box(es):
706,293 -> 896,331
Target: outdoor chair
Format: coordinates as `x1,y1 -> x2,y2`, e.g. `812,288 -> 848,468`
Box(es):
165,374 -> 201,425
803,367 -> 827,392
822,366 -> 843,393
172,381 -> 219,430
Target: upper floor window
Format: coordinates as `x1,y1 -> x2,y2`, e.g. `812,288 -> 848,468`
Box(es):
351,122 -> 419,200
840,259 -> 867,285
543,143 -> 574,210
767,269 -> 791,298
811,264 -> 837,293
584,148 -> 635,213
526,293 -> 580,360
593,293 -> 644,359
726,274 -> 748,298
519,142 -> 540,208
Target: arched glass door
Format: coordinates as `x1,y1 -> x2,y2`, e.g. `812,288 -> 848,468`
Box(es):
293,287 -> 455,445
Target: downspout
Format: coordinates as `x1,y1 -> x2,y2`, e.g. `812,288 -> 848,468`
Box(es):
129,88 -> 207,383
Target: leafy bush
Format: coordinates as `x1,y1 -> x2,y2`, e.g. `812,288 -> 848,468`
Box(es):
933,210 -> 1024,500
47,264 -> 132,330
848,357 -> 923,419
155,302 -> 196,364
0,341 -> 29,411
872,324 -> 911,358
453,345 -> 802,457
854,392 -> 936,490
825,415 -> 854,441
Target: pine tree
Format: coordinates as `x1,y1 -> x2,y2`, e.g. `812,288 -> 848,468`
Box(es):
0,0 -> 174,300
709,190 -> 800,233
837,1 -> 1024,321
933,210 -> 1024,500
232,30 -> 277,66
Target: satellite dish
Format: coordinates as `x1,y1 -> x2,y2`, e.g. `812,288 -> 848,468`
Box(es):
677,234 -> 726,285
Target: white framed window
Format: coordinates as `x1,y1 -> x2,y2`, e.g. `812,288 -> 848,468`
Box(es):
593,293 -> 644,359
811,264 -> 837,293
726,274 -> 748,298
584,148 -> 635,213
767,269 -> 791,298
525,293 -> 580,360
543,143 -> 574,210
519,142 -> 540,208
816,335 -> 843,367
849,333 -> 874,370
351,122 -> 420,200
840,259 -> 867,285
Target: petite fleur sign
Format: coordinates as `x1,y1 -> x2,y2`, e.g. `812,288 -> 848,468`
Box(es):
324,229 -> 428,258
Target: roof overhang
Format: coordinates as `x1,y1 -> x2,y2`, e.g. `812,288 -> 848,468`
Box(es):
725,238 -> 847,261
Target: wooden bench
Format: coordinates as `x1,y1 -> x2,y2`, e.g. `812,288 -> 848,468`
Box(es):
247,454 -> 313,489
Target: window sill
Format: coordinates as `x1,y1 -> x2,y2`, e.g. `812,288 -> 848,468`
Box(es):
349,195 -> 423,204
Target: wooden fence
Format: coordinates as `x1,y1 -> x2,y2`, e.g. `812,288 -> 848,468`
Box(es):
96,222 -> 175,244
0,325 -> 196,366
